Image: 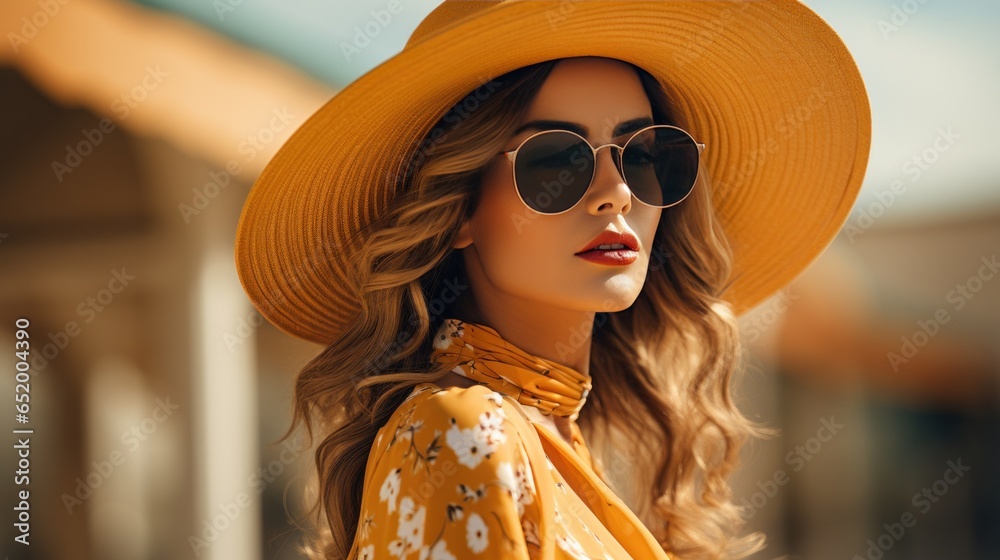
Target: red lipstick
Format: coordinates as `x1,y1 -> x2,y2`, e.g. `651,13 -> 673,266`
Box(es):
574,229 -> 640,266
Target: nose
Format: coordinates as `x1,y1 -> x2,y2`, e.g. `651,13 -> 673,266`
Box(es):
583,144 -> 632,215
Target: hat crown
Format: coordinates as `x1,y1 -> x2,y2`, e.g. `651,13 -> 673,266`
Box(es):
405,0 -> 505,49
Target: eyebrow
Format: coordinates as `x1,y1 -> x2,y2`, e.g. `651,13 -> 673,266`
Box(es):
513,116 -> 655,140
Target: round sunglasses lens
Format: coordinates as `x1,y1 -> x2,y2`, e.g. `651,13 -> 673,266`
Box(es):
622,127 -> 699,207
514,132 -> 593,213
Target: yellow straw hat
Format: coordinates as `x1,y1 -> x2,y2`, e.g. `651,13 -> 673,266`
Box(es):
235,0 -> 872,345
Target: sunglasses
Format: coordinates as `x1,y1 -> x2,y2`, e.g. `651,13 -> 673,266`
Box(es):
499,124 -> 705,215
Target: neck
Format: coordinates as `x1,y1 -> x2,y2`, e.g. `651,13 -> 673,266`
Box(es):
450,293 -> 595,376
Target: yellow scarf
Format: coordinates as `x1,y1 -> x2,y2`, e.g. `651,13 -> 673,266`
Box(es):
429,317 -> 593,419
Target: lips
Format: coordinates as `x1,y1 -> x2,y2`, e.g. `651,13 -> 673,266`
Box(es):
574,229 -> 641,267
575,229 -> 640,254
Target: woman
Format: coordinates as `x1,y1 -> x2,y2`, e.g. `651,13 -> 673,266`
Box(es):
234,2 -> 871,559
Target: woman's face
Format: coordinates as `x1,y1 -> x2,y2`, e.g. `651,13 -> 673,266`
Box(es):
453,57 -> 663,317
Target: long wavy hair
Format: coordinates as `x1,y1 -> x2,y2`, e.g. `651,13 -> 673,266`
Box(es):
285,56 -> 768,560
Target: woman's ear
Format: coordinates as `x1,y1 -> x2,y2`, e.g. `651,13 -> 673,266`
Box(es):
452,218 -> 473,249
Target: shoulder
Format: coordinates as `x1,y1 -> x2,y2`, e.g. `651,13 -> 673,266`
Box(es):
388,382 -> 532,470
358,383 -> 542,559
405,382 -> 512,421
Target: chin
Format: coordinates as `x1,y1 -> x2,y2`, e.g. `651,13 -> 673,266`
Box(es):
561,288 -> 644,314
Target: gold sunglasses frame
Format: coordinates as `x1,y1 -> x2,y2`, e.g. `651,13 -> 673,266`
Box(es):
498,124 -> 706,215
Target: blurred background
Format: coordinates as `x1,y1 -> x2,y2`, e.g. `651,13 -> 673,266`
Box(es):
1,0 -> 997,559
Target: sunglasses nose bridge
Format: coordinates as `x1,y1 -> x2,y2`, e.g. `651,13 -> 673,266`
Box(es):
591,142 -> 625,176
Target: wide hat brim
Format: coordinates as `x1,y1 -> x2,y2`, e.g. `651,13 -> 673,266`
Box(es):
235,0 -> 872,345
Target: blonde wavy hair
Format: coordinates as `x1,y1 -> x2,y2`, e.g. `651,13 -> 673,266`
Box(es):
284,57 -> 768,560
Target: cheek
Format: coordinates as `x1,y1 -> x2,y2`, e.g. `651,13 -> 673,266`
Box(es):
471,162 -> 524,248
635,207 -> 663,269
468,163 -> 568,279
641,208 -> 662,247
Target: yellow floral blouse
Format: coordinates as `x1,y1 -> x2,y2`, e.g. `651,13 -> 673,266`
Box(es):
348,383 -> 674,559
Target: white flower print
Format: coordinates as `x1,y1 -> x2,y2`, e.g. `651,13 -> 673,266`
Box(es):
465,512 -> 489,553
419,540 -> 457,560
515,461 -> 536,497
484,391 -> 504,407
397,496 -> 427,554
379,468 -> 402,514
446,423 -> 488,469
388,538 -> 406,558
358,543 -> 375,560
496,460 -> 536,517
496,461 -> 516,495
474,408 -> 507,447
397,419 -> 424,443
434,319 -> 467,351
433,323 -> 456,350
446,503 -> 465,521
556,533 -> 588,559
522,518 -> 540,549
446,408 -> 506,470
359,511 -> 374,541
